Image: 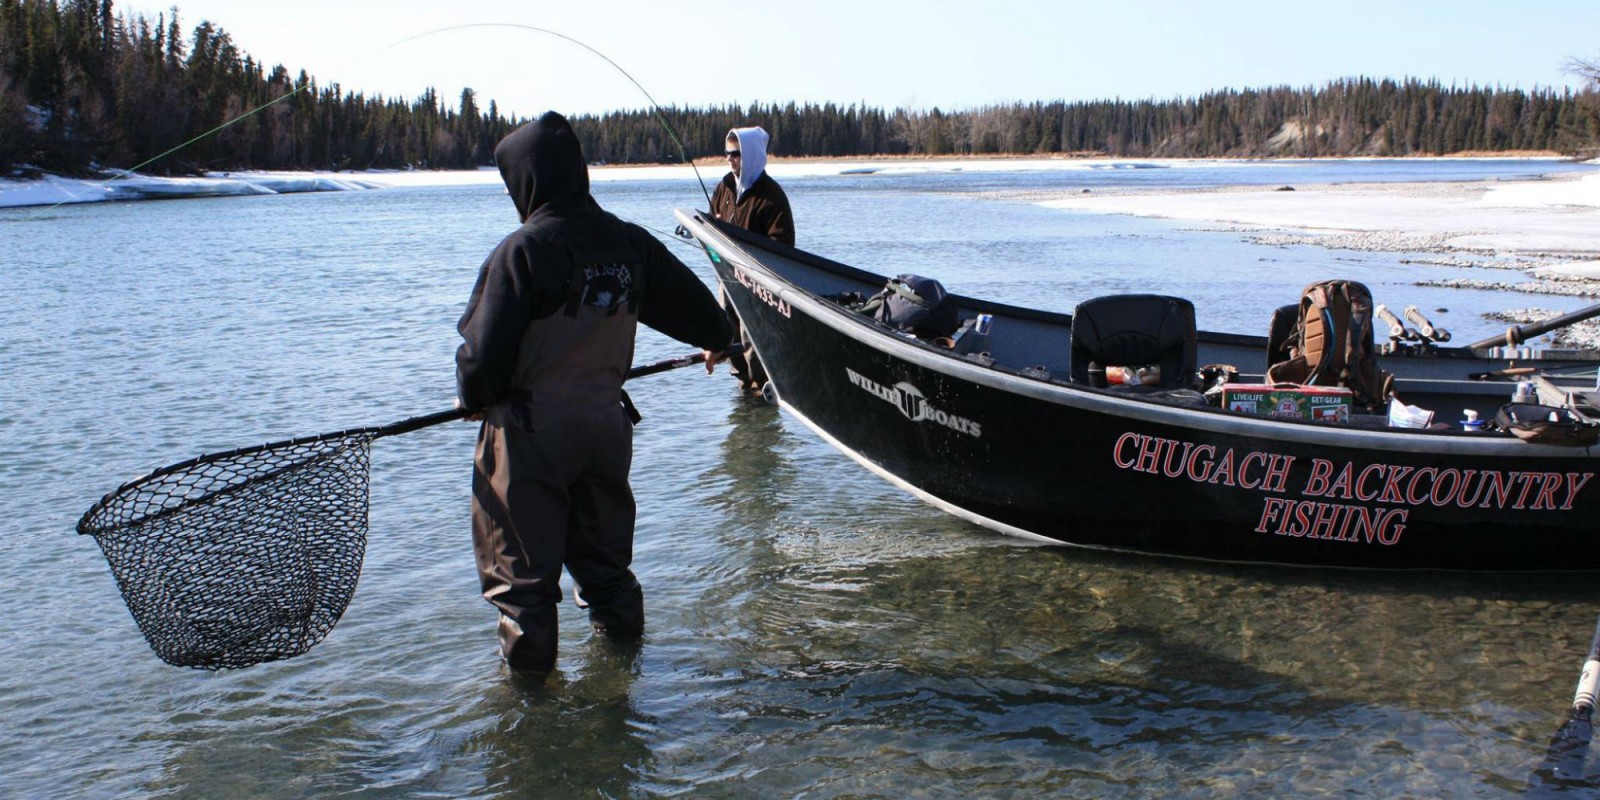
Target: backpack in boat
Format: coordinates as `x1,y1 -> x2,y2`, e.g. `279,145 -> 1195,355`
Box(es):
1265,279 -> 1395,411
1494,403 -> 1600,446
859,274 -> 960,339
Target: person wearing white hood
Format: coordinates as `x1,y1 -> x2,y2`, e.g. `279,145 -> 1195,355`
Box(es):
710,126 -> 795,395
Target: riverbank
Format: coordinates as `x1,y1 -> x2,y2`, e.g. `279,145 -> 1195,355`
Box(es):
1012,170 -> 1600,346
8,157 -> 1599,343
6,155 -> 1590,209
1024,172 -> 1600,258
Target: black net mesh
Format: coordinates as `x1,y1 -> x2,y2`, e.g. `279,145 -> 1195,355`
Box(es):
77,431 -> 378,670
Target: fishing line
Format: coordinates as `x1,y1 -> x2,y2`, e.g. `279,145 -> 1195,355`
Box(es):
83,91 -> 304,199
27,21 -> 713,214
28,87 -> 306,215
387,23 -> 714,209
643,222 -> 705,250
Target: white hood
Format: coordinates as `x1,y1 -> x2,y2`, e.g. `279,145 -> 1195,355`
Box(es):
729,126 -> 769,202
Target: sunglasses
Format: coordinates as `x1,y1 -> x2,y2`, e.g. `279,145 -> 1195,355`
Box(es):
725,150 -> 741,158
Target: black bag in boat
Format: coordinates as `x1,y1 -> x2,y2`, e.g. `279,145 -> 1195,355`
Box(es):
860,274 -> 960,338
1494,403 -> 1600,446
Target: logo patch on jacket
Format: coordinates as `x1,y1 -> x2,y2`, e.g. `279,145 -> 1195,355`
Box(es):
580,262 -> 633,310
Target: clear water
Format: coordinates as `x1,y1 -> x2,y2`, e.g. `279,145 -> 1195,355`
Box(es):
4,159 -> 1600,799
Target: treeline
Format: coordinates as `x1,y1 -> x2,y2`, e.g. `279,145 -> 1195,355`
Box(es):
579,80 -> 1599,162
4,0 -> 1598,178
0,0 -> 523,175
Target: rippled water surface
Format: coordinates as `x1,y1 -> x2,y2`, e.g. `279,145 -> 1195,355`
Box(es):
5,159 -> 1600,798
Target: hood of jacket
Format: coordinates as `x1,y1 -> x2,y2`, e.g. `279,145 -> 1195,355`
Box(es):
728,126 -> 769,202
495,111 -> 591,222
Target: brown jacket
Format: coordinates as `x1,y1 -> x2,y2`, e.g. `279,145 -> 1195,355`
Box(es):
710,171 -> 795,246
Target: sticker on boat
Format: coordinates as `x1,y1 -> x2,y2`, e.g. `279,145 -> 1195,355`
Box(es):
846,368 -> 982,437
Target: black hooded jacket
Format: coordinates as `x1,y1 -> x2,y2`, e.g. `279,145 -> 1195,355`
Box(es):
455,112 -> 733,409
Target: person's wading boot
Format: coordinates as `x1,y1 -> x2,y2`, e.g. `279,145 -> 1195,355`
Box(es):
579,580 -> 645,639
499,612 -> 557,674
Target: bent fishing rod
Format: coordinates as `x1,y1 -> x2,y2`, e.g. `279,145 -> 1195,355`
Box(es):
53,22 -> 718,214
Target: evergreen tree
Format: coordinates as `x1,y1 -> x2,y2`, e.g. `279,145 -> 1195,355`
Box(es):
2,0 -> 1597,178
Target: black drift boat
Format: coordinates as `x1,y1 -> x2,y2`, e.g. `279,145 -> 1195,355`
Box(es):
676,210 -> 1600,571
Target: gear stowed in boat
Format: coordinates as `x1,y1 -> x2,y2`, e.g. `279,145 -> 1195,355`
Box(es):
678,209 -> 1600,571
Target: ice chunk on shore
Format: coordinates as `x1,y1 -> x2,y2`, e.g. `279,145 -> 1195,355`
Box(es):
1480,172 -> 1600,209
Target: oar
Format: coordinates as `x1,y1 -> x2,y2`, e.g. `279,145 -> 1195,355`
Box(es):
1466,300 -> 1600,350
76,344 -> 742,670
1530,613 -> 1600,790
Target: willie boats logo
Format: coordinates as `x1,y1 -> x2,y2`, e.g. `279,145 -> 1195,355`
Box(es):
846,368 -> 982,437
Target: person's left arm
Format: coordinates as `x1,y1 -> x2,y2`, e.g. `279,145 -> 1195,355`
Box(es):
637,234 -> 735,355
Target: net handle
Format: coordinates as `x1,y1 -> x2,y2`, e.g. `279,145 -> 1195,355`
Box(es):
77,345 -> 744,534
374,408 -> 470,439
373,344 -> 743,439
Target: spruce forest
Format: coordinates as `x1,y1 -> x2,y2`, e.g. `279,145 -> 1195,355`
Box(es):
3,0 -> 1598,178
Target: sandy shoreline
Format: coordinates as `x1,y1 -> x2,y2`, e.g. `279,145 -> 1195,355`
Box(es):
1026,173 -> 1600,253
1012,172 -> 1600,340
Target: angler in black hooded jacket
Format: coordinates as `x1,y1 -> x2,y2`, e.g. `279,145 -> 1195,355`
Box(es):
456,112 -> 733,674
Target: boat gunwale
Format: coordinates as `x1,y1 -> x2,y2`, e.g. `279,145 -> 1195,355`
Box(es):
677,209 -> 1600,459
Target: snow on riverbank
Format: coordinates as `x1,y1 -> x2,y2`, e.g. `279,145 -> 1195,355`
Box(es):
1025,167 -> 1600,347
0,170 -> 400,207
8,157 -> 1597,286
0,156 -> 1439,209
8,158 -> 1600,344
1033,171 -> 1600,257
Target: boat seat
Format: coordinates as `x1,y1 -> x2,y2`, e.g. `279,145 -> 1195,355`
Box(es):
1071,294 -> 1197,390
1266,303 -> 1298,371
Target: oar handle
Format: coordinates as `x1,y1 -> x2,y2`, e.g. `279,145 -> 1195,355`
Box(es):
373,344 -> 747,438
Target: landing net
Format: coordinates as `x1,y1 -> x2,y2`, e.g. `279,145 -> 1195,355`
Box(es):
76,430 -> 378,670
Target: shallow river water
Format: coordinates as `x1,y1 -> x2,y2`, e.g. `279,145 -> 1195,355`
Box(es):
4,158 -> 1600,798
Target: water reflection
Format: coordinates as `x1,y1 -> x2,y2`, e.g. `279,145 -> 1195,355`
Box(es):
12,167 -> 1600,798
707,400 -> 793,527
466,643 -> 653,799
132,647 -> 662,799
674,527 -> 1600,795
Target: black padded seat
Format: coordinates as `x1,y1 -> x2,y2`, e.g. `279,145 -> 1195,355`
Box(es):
1266,303 -> 1299,371
1071,294 -> 1197,390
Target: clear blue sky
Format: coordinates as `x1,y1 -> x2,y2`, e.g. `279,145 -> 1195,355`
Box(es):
120,0 -> 1600,118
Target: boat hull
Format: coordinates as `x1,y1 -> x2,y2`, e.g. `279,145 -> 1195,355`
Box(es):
681,211 -> 1600,570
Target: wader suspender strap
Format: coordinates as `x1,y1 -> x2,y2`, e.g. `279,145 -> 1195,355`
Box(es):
620,389 -> 642,424
561,253 -> 588,318
599,257 -> 644,317
626,257 -> 644,316
618,257 -> 644,423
